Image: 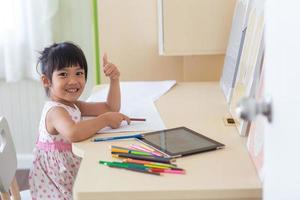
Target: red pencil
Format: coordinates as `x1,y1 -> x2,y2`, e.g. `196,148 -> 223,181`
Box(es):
130,118 -> 146,121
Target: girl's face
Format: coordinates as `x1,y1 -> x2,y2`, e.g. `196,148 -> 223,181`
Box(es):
48,65 -> 86,105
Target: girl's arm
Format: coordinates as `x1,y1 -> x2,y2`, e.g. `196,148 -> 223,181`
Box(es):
76,53 -> 121,116
106,77 -> 121,112
48,107 -> 130,142
75,101 -> 114,117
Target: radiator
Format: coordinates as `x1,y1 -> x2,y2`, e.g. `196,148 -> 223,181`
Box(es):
0,79 -> 45,168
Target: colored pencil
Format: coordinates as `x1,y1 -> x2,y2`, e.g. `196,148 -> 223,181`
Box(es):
134,144 -> 164,156
121,157 -> 178,168
139,143 -> 157,152
91,134 -> 143,142
129,118 -> 146,121
111,156 -> 182,170
99,161 -> 161,176
111,146 -> 153,156
111,152 -> 173,164
129,144 -> 163,157
143,164 -> 184,171
150,168 -> 185,174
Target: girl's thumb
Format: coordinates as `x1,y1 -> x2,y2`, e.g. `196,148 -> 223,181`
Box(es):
103,53 -> 108,66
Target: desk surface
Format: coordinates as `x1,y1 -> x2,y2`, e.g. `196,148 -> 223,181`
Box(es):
73,82 -> 261,200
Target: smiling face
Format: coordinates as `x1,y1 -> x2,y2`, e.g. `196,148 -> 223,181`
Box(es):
43,64 -> 86,106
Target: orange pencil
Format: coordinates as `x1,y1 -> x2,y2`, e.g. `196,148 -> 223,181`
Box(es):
150,168 -> 185,174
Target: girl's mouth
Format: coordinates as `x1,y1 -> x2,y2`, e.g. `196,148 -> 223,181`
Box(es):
66,88 -> 79,93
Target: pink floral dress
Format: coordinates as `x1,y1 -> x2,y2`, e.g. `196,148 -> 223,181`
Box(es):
29,101 -> 82,200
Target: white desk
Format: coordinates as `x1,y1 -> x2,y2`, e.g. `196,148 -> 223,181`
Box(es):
73,82 -> 261,200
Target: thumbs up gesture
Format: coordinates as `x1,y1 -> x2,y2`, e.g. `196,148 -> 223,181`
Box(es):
103,53 -> 120,80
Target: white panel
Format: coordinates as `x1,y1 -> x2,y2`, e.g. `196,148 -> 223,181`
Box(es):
229,0 -> 265,136
0,80 -> 45,160
264,0 -> 300,199
220,0 -> 249,102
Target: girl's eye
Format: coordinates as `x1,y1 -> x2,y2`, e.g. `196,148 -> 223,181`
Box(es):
58,72 -> 68,77
76,71 -> 84,76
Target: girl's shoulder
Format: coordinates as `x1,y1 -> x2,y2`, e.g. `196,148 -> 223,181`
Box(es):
44,101 -> 80,113
40,101 -> 81,132
42,101 -> 81,121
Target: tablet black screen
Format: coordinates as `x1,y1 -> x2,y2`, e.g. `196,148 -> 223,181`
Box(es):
138,127 -> 224,157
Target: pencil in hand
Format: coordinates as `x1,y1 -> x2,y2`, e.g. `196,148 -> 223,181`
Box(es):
129,118 -> 146,122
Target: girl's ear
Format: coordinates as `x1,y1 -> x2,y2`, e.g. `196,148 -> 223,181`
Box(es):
41,74 -> 51,87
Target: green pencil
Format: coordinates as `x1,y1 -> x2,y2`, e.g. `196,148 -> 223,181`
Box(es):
111,145 -> 153,156
99,161 -> 161,176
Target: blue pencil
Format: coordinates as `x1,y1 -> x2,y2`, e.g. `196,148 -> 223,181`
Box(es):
91,134 -> 143,142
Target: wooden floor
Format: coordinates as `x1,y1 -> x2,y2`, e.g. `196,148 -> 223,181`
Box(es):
16,169 -> 30,191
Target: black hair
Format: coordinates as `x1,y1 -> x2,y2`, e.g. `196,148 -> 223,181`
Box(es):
37,42 -> 88,95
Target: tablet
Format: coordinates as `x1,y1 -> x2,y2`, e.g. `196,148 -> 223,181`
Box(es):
138,127 -> 225,158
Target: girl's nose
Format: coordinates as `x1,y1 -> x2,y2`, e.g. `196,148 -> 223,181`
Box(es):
68,77 -> 79,84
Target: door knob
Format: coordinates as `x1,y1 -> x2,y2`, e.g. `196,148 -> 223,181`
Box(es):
236,97 -> 273,122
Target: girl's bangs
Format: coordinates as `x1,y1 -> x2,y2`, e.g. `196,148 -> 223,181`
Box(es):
52,52 -> 84,70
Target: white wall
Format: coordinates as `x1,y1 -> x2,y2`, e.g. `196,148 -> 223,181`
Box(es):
0,0 -> 95,168
53,0 -> 95,100
0,79 -> 45,168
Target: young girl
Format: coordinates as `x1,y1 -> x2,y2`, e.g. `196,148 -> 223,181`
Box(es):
29,42 -> 130,200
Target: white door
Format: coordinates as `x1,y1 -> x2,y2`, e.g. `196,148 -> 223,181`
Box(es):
264,0 -> 300,199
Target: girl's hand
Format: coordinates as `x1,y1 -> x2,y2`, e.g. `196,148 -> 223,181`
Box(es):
102,112 -> 130,129
103,53 -> 120,80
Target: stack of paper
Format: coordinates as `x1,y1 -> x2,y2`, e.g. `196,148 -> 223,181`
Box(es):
85,81 -> 176,133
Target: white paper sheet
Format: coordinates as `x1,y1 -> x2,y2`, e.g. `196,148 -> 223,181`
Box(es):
87,80 -> 176,102
94,100 -> 165,133
85,81 -> 176,133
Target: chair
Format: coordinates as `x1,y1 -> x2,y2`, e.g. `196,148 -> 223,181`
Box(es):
0,117 -> 31,200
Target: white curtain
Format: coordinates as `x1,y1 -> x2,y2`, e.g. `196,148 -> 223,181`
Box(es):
0,0 -> 58,82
